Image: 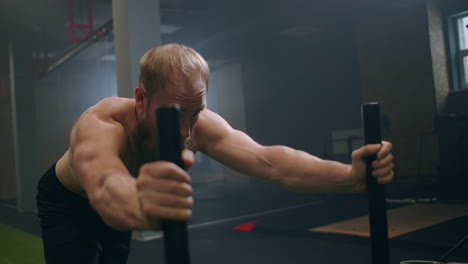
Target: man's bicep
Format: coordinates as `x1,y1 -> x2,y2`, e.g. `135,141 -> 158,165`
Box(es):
72,140 -> 127,178
70,115 -> 129,194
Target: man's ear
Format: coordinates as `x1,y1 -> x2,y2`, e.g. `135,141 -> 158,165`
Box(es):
135,87 -> 146,116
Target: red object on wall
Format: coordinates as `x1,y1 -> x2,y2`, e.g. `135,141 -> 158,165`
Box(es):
69,0 -> 94,42
233,221 -> 260,232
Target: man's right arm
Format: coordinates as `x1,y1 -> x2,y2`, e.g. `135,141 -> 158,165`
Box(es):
70,109 -> 192,230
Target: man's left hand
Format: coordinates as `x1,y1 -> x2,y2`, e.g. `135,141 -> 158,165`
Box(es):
350,141 -> 394,192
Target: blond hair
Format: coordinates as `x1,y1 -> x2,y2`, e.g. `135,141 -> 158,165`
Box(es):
139,43 -> 210,96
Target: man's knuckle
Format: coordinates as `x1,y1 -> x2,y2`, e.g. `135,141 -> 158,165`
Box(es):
180,209 -> 192,220
167,182 -> 179,193
187,197 -> 194,208
143,205 -> 159,218
184,184 -> 193,196
139,164 -> 150,175
166,164 -> 181,176
167,209 -> 181,220
162,196 -> 176,207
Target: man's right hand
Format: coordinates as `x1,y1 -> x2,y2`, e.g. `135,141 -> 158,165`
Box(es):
136,149 -> 195,227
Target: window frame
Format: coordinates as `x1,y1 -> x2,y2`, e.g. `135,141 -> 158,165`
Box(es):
448,11 -> 468,91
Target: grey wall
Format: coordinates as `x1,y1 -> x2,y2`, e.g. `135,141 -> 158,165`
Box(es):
0,0 -> 117,211
0,37 -> 16,200
0,99 -> 16,200
34,44 -> 118,174
20,34 -> 116,211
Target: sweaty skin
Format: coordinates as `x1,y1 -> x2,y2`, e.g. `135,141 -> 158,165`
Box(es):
57,98 -> 137,196
55,71 -> 394,231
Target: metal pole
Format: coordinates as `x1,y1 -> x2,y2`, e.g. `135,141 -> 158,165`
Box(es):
9,39 -> 22,211
157,106 -> 191,264
361,102 -> 389,264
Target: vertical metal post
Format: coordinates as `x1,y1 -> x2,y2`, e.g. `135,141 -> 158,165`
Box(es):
361,102 -> 389,264
9,39 -> 21,211
157,106 -> 191,264
112,0 -> 161,98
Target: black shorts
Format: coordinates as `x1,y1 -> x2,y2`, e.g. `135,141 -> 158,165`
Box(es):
36,163 -> 132,264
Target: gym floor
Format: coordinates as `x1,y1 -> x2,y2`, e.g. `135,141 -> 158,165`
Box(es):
1,182 -> 467,264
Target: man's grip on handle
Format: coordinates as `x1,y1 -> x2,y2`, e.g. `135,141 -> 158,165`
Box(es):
157,106 -> 191,264
361,102 -> 389,264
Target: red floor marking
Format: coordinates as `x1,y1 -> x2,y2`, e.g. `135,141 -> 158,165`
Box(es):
233,221 -> 260,232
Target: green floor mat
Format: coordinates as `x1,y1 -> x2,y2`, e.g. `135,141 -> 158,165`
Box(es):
0,222 -> 45,264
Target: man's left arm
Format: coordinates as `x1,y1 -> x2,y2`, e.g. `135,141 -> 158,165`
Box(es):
196,109 -> 394,193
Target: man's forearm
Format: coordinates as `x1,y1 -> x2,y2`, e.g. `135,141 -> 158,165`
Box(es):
263,145 -> 358,193
88,171 -> 157,231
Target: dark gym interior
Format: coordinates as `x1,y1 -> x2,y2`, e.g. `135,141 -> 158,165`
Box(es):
1,0 -> 468,263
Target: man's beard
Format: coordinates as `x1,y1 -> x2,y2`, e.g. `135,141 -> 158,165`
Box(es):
135,117 -> 158,161
135,114 -> 196,161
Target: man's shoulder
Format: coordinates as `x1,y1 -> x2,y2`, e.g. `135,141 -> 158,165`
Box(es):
72,97 -> 134,140
83,97 -> 134,122
196,108 -> 225,131
194,108 -> 232,147
198,108 -> 222,123
95,97 -> 134,111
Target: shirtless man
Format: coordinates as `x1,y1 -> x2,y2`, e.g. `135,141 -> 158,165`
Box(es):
36,43 -> 394,264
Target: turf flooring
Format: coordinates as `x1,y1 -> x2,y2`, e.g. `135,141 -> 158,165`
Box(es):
0,222 -> 45,264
